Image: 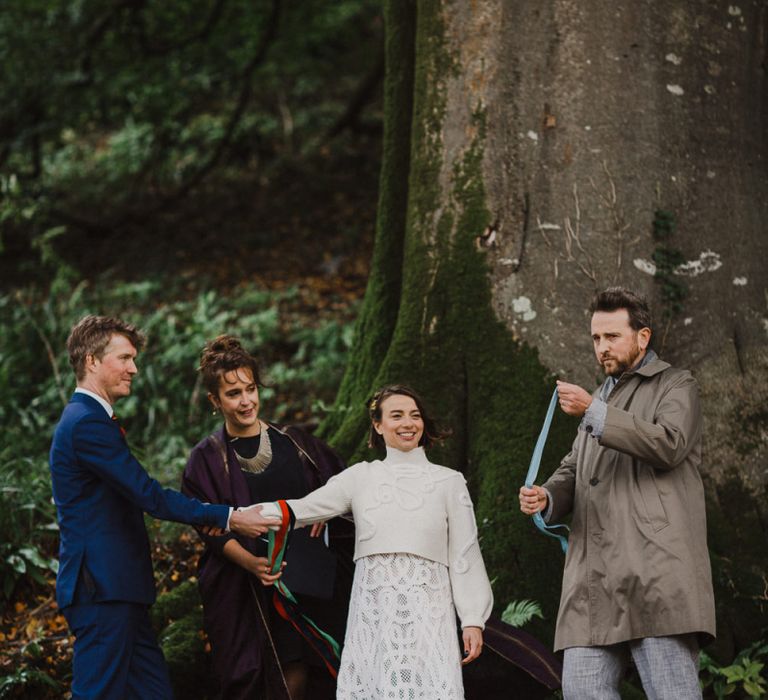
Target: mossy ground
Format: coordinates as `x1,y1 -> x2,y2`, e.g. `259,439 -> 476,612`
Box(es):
152,580 -> 217,699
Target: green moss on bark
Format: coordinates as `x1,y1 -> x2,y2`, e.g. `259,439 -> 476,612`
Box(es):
319,0 -> 417,455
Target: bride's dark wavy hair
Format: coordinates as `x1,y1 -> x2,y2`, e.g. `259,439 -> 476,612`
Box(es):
366,384 -> 450,450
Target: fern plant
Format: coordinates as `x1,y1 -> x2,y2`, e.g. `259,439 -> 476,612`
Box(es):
501,599 -> 544,628
700,639 -> 768,699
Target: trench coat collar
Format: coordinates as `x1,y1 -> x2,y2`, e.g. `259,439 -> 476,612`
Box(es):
603,351 -> 670,400
628,351 -> 670,378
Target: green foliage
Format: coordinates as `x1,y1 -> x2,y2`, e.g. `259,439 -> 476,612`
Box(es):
651,246 -> 686,270
152,582 -> 215,699
652,209 -> 677,239
0,275 -> 354,607
0,306 -> 72,593
160,609 -> 213,699
0,174 -> 47,253
501,599 -> 545,628
0,666 -> 61,699
267,319 -> 356,420
701,639 -> 768,699
651,209 -> 687,317
150,579 -> 202,632
0,0 -> 382,263
0,540 -> 59,601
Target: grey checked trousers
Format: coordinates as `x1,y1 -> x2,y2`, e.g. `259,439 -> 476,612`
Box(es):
562,634 -> 702,700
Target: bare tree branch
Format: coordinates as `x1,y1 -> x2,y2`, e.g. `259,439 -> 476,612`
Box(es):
325,46 -> 385,141
15,293 -> 68,408
133,0 -> 229,56
158,0 -> 281,207
49,0 -> 281,235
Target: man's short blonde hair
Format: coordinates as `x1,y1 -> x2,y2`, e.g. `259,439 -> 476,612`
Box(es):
66,315 -> 146,380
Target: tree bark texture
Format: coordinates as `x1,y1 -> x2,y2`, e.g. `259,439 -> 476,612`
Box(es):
325,0 -> 767,654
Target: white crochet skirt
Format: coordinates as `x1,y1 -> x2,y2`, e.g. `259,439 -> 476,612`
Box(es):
336,552 -> 464,699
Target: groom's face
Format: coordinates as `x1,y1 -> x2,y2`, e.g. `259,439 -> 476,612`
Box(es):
88,333 -> 138,403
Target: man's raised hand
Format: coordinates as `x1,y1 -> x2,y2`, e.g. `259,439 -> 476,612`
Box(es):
519,485 -> 548,515
556,380 -> 593,417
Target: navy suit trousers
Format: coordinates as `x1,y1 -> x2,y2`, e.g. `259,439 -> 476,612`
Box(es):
63,578 -> 173,700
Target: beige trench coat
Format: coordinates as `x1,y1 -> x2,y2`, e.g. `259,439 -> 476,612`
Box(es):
543,356 -> 716,651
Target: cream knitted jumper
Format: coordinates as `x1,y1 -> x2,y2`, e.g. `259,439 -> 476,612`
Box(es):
261,445 -> 493,629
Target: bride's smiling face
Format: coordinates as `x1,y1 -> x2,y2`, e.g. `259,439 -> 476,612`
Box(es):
373,394 -> 424,451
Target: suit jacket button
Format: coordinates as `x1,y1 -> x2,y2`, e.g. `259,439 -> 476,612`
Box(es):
585,424 -> 593,434
589,477 -> 599,486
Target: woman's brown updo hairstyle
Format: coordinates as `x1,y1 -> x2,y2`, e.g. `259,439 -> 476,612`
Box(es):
366,384 -> 449,450
198,335 -> 263,397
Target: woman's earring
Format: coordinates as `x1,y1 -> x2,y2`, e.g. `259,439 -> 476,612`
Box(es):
212,406 -> 218,416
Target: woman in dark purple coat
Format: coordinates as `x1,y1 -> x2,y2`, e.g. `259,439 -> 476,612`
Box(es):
181,335 -> 352,700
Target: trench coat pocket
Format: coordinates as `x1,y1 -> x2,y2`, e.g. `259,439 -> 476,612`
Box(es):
637,465 -> 669,532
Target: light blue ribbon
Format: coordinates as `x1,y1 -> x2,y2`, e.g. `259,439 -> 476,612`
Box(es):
524,387 -> 570,554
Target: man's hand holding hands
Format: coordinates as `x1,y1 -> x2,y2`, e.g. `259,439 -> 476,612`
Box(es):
229,504 -> 282,538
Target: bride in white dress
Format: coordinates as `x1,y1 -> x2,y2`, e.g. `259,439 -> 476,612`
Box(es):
257,384 -> 493,699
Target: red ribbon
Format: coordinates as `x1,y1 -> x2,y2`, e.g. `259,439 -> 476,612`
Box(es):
267,500 -> 341,678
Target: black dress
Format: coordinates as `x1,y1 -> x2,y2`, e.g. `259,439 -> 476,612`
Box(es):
231,426 -> 342,667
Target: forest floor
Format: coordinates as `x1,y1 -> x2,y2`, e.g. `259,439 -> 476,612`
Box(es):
0,531 -> 206,695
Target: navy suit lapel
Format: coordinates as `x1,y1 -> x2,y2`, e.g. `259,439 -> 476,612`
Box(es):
69,393 -> 123,439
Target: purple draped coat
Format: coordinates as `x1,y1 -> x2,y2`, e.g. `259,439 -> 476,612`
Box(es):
181,423 -> 351,700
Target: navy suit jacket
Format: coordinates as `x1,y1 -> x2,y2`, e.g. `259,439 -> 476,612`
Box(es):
50,392 -> 229,609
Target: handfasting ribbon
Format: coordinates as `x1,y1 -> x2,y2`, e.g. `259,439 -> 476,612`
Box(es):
524,387 -> 570,554
267,500 -> 342,677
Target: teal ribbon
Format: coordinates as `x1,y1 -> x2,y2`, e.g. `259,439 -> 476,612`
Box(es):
524,387 -> 570,554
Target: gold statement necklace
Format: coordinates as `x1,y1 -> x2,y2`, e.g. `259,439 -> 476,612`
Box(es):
232,420 -> 273,473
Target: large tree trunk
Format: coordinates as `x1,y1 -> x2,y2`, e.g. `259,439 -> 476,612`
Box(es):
324,0 -> 768,655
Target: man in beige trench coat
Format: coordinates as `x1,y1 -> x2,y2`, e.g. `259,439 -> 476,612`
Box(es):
520,287 -> 715,699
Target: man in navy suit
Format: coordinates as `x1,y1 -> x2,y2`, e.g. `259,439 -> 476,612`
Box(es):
50,315 -> 276,699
